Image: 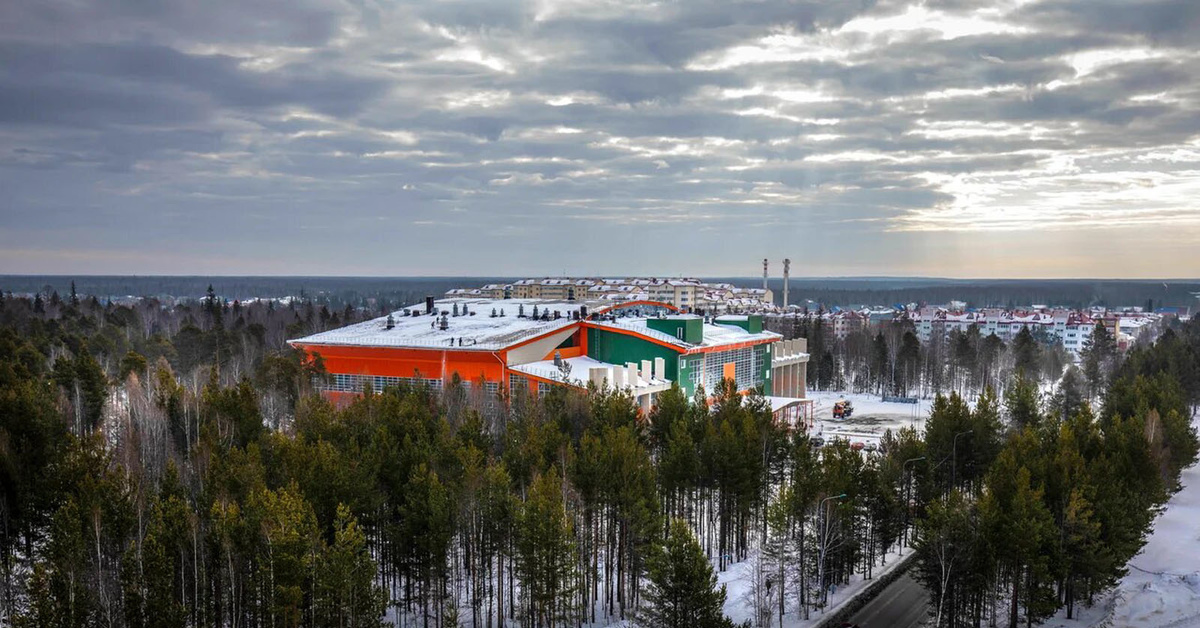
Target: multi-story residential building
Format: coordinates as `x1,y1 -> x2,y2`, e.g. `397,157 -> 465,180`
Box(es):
766,304 -> 1161,361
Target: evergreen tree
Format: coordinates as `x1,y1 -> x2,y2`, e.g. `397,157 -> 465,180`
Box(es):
1010,327 -> 1041,379
639,520 -> 733,628
517,467 -> 577,627
1080,323 -> 1118,398
1049,366 -> 1083,422
1004,374 -> 1041,430
317,504 -> 388,627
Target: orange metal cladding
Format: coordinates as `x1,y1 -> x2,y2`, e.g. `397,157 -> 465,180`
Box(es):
296,343 -> 508,383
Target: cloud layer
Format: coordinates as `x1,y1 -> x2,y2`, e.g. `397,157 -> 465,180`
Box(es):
1,0 -> 1198,277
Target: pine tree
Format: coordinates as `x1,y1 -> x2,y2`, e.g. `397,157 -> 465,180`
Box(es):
639,520 -> 732,628
317,504 -> 387,627
1011,327 -> 1041,379
516,466 -> 576,627
1080,323 -> 1118,398
1050,366 -> 1086,422
1004,374 -> 1041,430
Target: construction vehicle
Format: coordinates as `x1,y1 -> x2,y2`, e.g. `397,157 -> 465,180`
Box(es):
833,400 -> 854,419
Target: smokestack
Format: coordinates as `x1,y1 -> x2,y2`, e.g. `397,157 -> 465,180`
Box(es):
783,258 -> 791,309
425,296 -> 435,314
763,258 -> 769,292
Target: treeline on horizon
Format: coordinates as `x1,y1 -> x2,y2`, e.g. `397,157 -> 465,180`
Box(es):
2,276 -> 1198,311
0,286 -> 1198,628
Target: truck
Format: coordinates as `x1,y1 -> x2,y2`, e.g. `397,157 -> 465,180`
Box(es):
833,400 -> 854,419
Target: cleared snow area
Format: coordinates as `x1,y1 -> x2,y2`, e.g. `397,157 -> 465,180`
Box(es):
807,391 -> 932,447
1048,412 -> 1200,628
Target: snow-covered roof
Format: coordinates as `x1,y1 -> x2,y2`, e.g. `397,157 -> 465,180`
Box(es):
587,317 -> 780,353
510,356 -> 669,389
290,298 -> 588,351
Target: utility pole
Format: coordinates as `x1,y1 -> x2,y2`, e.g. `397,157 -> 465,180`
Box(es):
818,493 -> 847,609
901,456 -> 926,552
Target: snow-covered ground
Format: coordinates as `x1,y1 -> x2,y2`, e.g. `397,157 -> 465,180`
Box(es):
1048,412 -> 1200,628
807,390 -> 932,447
717,545 -> 914,627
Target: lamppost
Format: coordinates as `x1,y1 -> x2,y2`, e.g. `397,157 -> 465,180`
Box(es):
818,493 -> 847,610
901,456 -> 926,552
951,429 -> 974,490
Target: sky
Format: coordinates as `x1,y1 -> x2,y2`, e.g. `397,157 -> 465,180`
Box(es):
1,0 -> 1199,278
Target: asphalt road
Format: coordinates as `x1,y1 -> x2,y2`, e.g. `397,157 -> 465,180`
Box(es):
844,571 -> 930,628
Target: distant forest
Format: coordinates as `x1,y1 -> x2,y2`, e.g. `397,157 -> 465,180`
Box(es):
2,275 -> 1198,311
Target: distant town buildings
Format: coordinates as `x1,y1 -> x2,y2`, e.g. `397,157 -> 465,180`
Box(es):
446,277 -> 774,312
766,304 -> 1169,359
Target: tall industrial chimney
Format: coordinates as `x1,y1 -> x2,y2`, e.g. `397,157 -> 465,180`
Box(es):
783,258 -> 791,310
762,258 -> 769,292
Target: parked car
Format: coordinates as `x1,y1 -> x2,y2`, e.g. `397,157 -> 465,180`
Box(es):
810,436 -> 826,448
850,441 -> 865,451
863,442 -> 878,452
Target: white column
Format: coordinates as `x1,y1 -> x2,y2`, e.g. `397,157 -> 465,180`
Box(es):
590,367 -> 608,389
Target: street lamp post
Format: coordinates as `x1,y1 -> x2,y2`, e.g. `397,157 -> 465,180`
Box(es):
818,493 -> 847,610
901,456 -> 926,552
951,429 -> 974,491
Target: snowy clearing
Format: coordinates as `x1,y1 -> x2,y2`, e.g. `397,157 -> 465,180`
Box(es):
807,391 -> 932,447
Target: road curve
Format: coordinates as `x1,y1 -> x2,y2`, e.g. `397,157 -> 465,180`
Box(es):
844,571 -> 930,628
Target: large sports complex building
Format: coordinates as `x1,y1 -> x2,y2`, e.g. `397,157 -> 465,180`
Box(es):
290,297 -> 810,421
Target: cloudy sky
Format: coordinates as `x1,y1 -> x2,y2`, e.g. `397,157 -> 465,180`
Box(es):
2,0 -> 1198,278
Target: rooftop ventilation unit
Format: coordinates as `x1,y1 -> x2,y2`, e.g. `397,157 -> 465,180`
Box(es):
439,315 -> 449,331
385,314 -> 395,330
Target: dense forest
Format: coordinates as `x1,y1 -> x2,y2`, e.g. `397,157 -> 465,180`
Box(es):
0,287 -> 1197,628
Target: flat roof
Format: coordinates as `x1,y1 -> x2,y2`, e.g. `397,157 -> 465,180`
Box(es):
510,356 -> 669,389
587,317 -> 780,352
290,298 -> 589,351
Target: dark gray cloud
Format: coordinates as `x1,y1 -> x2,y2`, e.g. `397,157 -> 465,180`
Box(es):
1,0 -> 1198,277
